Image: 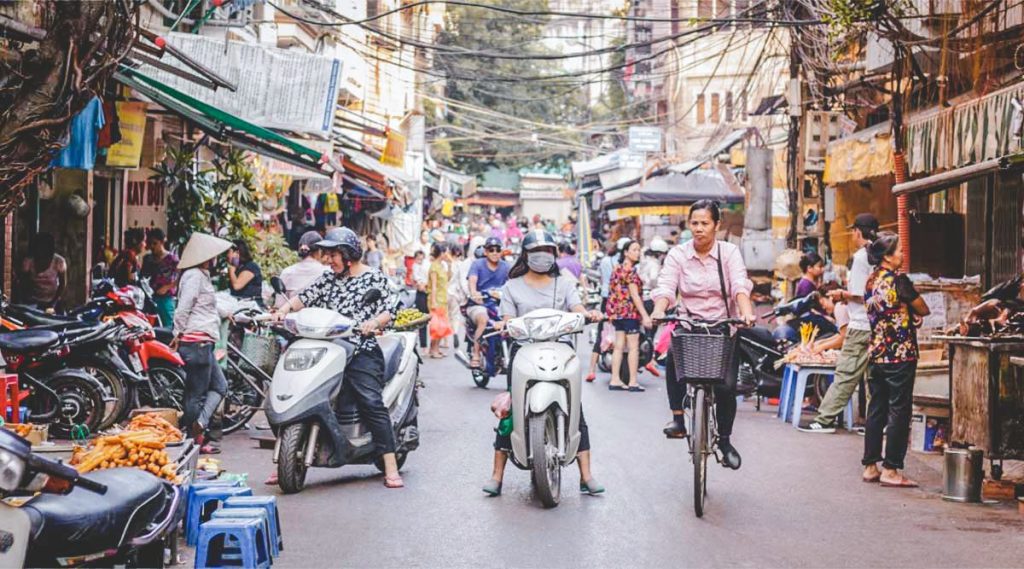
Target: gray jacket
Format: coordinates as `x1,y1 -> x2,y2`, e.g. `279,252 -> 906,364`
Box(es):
173,268 -> 220,341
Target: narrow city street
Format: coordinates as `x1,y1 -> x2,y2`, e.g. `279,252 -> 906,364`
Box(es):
214,347 -> 1024,568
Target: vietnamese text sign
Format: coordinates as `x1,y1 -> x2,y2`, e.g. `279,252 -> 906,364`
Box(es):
628,126 -> 662,153
142,33 -> 341,136
106,102 -> 147,168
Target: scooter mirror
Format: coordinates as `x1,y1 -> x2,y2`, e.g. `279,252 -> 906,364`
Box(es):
270,276 -> 286,295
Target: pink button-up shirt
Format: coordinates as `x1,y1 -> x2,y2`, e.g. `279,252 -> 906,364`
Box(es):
651,240 -> 753,320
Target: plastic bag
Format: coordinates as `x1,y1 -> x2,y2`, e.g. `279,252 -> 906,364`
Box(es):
655,321 -> 676,355
429,307 -> 453,340
600,320 -> 615,352
490,391 -> 511,419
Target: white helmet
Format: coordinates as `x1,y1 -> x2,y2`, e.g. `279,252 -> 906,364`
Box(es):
616,237 -> 631,252
649,237 -> 669,253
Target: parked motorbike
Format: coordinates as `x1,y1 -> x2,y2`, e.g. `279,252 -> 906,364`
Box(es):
454,289 -> 507,388
0,328 -> 109,437
734,294 -> 839,406
502,307 -> 589,508
0,428 -> 182,567
266,290 -> 421,494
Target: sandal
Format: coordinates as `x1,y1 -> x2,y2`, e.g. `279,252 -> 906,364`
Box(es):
580,478 -> 605,495
265,473 -> 279,485
384,474 -> 405,489
482,479 -> 502,496
880,476 -> 918,488
628,385 -> 646,392
200,444 -> 221,455
608,384 -> 628,391
470,355 -> 482,368
644,362 -> 661,377
585,373 -> 596,383
862,474 -> 881,483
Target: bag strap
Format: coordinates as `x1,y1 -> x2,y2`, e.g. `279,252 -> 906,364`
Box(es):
716,243 -> 731,318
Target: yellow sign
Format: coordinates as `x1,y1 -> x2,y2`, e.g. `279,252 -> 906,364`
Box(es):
106,102 -> 148,168
608,205 -> 690,220
381,129 -> 406,168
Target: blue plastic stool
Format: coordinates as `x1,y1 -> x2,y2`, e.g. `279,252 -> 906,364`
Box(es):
787,365 -> 836,426
186,480 -> 243,519
224,496 -> 283,553
194,517 -> 270,569
211,508 -> 278,559
820,375 -> 857,430
777,364 -> 798,420
187,486 -> 253,547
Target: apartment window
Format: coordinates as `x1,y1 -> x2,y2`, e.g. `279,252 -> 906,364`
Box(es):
697,0 -> 713,19
725,92 -> 734,122
711,93 -> 721,123
740,92 -> 748,121
696,93 -> 706,125
671,0 -> 680,35
367,0 -> 379,18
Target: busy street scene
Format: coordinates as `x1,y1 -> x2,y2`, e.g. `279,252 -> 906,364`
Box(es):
2,0 -> 1024,568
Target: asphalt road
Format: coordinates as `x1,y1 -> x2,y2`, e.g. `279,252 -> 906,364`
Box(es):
215,343 -> 1024,568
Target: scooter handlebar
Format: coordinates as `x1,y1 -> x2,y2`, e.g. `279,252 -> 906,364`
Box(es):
27,453 -> 108,495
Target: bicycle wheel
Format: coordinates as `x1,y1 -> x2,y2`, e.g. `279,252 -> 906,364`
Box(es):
691,386 -> 708,518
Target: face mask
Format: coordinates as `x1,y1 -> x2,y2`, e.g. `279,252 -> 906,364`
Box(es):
527,251 -> 556,273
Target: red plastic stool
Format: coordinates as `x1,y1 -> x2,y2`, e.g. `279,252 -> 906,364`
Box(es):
1,374 -> 27,423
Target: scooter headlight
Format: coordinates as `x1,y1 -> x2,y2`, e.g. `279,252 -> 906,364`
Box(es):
283,348 -> 327,371
0,448 -> 26,492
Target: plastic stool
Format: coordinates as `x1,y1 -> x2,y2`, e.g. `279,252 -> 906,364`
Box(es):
1,374 -> 27,423
788,367 -> 836,426
224,496 -> 283,553
187,486 -> 253,546
187,479 -> 244,516
194,517 -> 270,569
777,364 -> 797,420
211,508 -> 277,559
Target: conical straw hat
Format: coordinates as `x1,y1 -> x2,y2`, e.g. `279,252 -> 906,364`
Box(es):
178,232 -> 232,270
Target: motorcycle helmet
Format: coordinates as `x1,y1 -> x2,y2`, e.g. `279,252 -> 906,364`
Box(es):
316,227 -> 362,261
616,237 -> 631,252
522,230 -> 557,251
483,236 -> 503,250
648,237 -> 669,254
474,245 -> 485,259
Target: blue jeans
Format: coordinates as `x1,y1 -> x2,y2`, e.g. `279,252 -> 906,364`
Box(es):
178,341 -> 227,431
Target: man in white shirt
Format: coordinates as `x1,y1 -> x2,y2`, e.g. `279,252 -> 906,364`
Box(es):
276,231 -> 329,307
800,213 -> 877,433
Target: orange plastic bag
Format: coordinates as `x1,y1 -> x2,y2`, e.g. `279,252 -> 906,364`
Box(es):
429,307 -> 453,340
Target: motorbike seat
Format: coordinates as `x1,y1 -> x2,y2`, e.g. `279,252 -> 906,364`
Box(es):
22,468 -> 168,557
378,335 -> 404,383
7,305 -> 79,327
154,326 -> 175,345
0,329 -> 60,353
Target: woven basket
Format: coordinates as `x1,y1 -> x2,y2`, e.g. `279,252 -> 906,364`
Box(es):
670,327 -> 736,385
241,332 -> 281,376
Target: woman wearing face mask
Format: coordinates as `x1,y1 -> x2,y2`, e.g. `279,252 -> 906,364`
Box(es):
482,230 -> 605,497
650,200 -> 756,470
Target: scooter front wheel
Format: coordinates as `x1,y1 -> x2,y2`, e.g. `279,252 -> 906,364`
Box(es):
529,412 -> 562,508
472,367 -> 490,388
277,423 -> 309,494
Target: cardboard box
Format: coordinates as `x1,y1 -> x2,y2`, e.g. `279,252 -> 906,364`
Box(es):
129,408 -> 181,426
3,423 -> 48,445
911,404 -> 950,453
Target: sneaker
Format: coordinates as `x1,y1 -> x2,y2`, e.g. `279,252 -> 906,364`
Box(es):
798,421 -> 836,434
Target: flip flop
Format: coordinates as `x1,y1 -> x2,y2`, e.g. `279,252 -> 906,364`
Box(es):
384,474 -> 405,489
608,385 -> 629,391
862,474 -> 881,483
880,478 -> 918,488
628,385 -> 646,392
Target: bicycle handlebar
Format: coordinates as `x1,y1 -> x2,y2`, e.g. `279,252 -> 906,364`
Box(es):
653,316 -> 745,328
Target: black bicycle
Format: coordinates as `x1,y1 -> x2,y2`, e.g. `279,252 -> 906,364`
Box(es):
661,316 -> 742,518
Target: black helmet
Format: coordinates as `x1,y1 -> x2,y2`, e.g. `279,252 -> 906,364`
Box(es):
484,237 -> 503,250
473,246 -> 485,259
317,227 -> 362,261
523,230 -> 557,251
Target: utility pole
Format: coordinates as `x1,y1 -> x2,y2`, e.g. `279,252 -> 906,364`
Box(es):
786,0 -> 802,250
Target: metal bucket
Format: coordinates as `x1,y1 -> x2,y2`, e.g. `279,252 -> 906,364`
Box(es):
942,447 -> 984,502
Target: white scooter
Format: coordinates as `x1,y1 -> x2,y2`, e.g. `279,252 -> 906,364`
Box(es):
503,308 -> 587,508
265,291 -> 421,494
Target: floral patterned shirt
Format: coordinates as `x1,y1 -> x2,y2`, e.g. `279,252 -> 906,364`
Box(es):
606,264 -> 642,321
865,267 -> 921,364
298,269 -> 397,354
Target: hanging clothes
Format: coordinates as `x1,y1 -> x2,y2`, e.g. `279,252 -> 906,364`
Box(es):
313,193 -> 327,231
324,192 -> 339,226
96,100 -> 122,149
52,96 -> 105,170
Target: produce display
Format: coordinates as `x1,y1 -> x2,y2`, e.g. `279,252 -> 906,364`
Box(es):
394,308 -> 431,330
2,423 -> 33,438
776,323 -> 840,367
71,431 -> 181,482
126,413 -> 183,443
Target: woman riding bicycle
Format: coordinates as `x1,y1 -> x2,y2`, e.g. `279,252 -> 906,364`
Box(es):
649,200 -> 756,470
482,230 -> 604,497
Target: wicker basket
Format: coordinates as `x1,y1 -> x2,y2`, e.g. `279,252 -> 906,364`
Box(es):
670,327 -> 736,385
241,332 -> 281,376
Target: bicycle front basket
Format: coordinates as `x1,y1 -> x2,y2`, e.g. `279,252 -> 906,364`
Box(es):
670,327 -> 736,384
241,331 -> 281,376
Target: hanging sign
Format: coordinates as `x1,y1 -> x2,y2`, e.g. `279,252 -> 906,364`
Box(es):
628,126 -> 662,153
106,102 -> 147,168
381,130 -> 406,168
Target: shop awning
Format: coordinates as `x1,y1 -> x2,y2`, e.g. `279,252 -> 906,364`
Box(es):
115,68 -> 332,175
670,128 -> 753,175
603,167 -> 744,210
823,130 -> 893,185
608,205 -> 692,220
342,175 -> 387,200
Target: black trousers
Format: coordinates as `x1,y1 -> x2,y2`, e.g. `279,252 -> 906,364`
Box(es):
663,328 -> 755,440
862,361 -> 916,470
495,342 -> 591,452
344,347 -> 397,456
415,291 -> 429,348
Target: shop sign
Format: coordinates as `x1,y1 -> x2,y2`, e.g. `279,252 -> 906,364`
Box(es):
106,102 -> 147,168
124,175 -> 167,231
628,126 -> 662,153
381,130 -> 406,168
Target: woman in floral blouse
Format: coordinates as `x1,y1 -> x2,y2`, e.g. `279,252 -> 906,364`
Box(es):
605,239 -> 652,391
862,231 -> 930,488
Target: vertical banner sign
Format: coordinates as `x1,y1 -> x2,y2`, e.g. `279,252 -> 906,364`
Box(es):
106,102 -> 148,168
382,130 -> 407,168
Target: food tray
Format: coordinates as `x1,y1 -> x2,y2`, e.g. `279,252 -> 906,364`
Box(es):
393,314 -> 432,332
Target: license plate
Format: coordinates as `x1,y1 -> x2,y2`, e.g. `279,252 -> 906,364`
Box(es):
129,353 -> 144,373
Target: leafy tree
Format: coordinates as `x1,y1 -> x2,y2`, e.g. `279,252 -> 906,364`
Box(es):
432,0 -> 588,174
